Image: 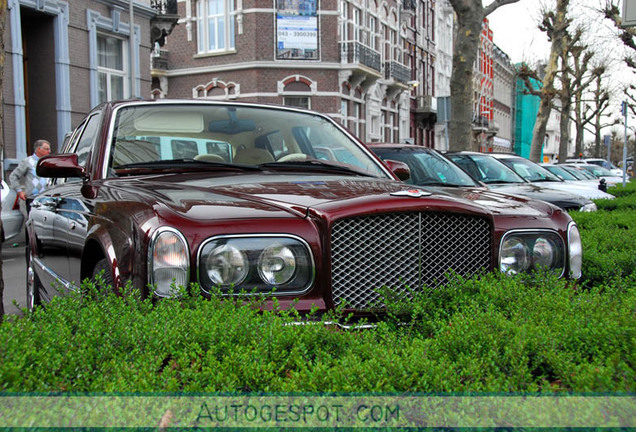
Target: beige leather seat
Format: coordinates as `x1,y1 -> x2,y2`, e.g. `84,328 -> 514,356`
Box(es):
234,148 -> 275,164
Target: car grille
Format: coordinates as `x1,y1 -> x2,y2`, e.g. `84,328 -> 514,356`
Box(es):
331,212 -> 492,309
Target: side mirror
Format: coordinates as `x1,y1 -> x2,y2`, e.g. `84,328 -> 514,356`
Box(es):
37,154 -> 86,178
598,178 -> 607,192
383,159 -> 410,181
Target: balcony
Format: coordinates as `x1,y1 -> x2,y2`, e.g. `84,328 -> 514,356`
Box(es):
401,0 -> 416,22
340,41 -> 383,90
414,95 -> 437,125
151,0 -> 177,14
472,114 -> 499,135
384,61 -> 411,84
402,0 -> 417,11
150,0 -> 179,47
340,41 -> 382,72
151,49 -> 169,72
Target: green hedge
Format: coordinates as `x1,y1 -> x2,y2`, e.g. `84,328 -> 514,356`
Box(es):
567,181 -> 636,286
0,183 -> 635,394
0,272 -> 634,393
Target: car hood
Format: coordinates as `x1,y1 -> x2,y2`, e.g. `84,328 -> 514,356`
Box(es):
488,183 -> 591,208
109,173 -> 555,219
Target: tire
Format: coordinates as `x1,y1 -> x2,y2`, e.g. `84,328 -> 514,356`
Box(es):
91,258 -> 114,289
26,245 -> 42,311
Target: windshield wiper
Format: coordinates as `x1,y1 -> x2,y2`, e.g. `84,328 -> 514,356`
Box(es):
115,158 -> 263,171
482,179 -> 524,184
259,160 -> 380,178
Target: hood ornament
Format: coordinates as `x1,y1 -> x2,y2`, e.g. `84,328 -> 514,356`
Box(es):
390,189 -> 432,198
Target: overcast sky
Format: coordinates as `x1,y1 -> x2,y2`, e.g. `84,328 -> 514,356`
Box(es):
487,0 -> 551,64
486,0 -> 634,101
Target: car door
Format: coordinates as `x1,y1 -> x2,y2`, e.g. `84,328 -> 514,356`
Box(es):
39,112 -> 101,287
62,113 -> 101,287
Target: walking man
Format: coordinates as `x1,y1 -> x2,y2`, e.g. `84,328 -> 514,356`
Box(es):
9,139 -> 52,215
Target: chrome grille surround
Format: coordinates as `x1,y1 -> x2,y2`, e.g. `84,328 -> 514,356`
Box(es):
331,212 -> 492,309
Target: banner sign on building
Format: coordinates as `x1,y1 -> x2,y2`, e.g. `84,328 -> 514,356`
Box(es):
276,0 -> 318,60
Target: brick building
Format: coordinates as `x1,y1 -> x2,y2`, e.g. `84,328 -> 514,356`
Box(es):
1,0 -> 177,160
152,0 -> 437,146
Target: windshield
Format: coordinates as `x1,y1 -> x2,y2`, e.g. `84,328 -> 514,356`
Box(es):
543,165 -> 577,181
498,157 -> 563,182
109,104 -> 387,178
561,165 -> 594,180
372,147 -> 478,187
447,154 -> 526,184
578,164 -> 614,177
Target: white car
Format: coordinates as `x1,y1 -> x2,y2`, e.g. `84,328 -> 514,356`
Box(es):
490,154 -> 615,200
1,180 -> 24,242
563,163 -> 626,186
566,158 -> 624,177
541,163 -> 609,191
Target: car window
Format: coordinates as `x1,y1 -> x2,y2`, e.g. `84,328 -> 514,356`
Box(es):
374,149 -> 477,187
499,158 -> 562,182
544,165 -> 576,181
450,155 -> 525,184
109,104 -> 387,177
75,114 -> 100,167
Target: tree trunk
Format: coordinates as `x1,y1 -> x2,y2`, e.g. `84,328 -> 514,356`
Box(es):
447,0 -> 520,151
558,92 -> 571,164
448,1 -> 483,151
529,0 -> 570,162
0,0 -> 7,322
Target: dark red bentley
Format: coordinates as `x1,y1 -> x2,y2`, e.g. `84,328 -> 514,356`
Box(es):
26,100 -> 582,315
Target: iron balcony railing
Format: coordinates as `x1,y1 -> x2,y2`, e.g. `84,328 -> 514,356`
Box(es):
384,61 -> 411,84
402,0 -> 416,12
340,41 -> 382,72
151,0 -> 177,15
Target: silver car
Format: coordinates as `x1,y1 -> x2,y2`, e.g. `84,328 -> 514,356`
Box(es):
1,180 -> 24,242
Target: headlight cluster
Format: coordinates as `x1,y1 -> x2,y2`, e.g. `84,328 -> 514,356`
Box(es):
198,235 -> 314,294
500,231 -> 565,276
580,203 -> 597,212
149,228 -> 190,297
567,222 -> 582,279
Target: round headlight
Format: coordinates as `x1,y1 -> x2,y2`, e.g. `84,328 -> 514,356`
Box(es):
500,237 -> 530,274
258,244 -> 297,286
533,237 -> 556,269
151,229 -> 189,297
205,244 -> 249,287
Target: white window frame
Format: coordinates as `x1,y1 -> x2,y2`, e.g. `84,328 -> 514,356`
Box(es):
197,0 -> 235,54
283,96 -> 311,110
341,99 -> 348,126
96,33 -> 129,104
340,0 -> 348,41
353,7 -> 361,43
368,15 -> 377,50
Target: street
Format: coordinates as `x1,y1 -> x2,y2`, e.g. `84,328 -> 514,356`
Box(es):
2,231 -> 26,316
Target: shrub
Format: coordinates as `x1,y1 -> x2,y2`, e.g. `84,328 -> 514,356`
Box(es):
570,210 -> 636,286
0,272 -> 634,393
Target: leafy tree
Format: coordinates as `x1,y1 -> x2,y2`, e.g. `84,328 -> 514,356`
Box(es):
447,0 -> 520,151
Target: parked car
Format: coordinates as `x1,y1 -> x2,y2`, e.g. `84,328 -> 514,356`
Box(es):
446,152 -> 598,212
487,154 -> 614,200
1,180 -> 24,242
540,163 -> 609,191
567,158 -> 624,177
27,100 -> 583,317
563,163 -> 625,186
